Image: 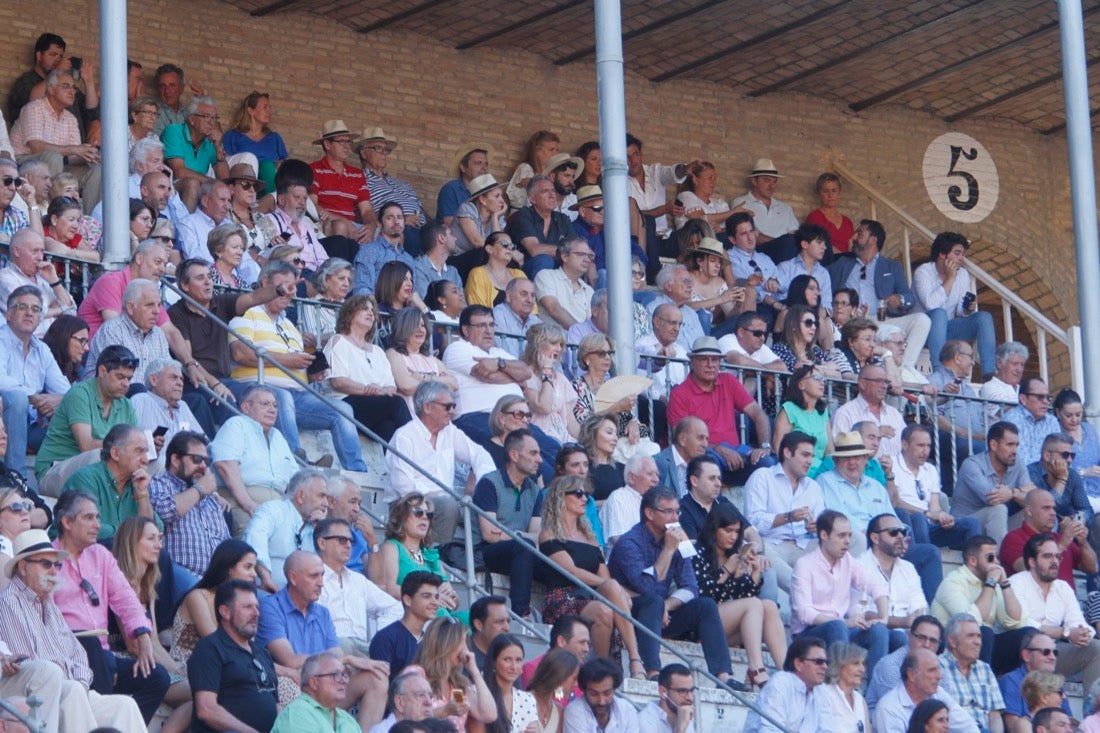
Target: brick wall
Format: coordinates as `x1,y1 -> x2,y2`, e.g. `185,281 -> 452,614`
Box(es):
0,0 -> 1084,384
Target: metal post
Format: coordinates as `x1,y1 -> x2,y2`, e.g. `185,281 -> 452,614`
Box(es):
99,0 -> 131,269
594,0 -> 636,376
1058,0 -> 1100,419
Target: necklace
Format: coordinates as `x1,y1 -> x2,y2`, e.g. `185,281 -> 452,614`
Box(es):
404,541 -> 424,565
537,698 -> 553,728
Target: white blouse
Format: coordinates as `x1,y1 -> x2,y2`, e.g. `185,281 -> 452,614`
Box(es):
818,683 -> 870,733
324,335 -> 397,396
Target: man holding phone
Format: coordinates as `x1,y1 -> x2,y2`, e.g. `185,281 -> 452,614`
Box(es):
639,663 -> 695,733
1000,488 -> 1097,594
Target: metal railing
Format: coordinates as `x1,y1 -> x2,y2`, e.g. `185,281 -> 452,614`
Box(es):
828,158 -> 1079,392
162,278 -> 794,730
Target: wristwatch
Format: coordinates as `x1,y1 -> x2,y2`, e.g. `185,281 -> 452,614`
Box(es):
1063,626 -> 1071,640
759,442 -> 772,452
984,578 -> 997,588
497,357 -> 507,371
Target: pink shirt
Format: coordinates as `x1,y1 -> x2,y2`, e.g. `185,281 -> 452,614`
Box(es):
10,98 -> 81,155
51,541 -> 150,649
78,268 -> 169,338
790,546 -> 888,635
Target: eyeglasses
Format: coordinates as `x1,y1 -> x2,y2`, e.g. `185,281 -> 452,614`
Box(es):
572,251 -> 595,260
1048,450 -> 1076,461
655,507 -> 681,517
506,410 -> 532,420
433,401 -> 457,411
0,501 -> 32,514
801,657 -> 829,666
1026,647 -> 1059,657
669,686 -> 696,694
191,113 -> 220,121
911,632 -> 940,646
236,181 -> 256,191
494,241 -> 517,250
860,377 -> 889,384
741,328 -> 768,338
982,553 -> 997,563
135,109 -> 158,117
876,526 -> 910,538
322,535 -> 353,545
154,235 -> 173,244
564,489 -> 591,499
592,350 -> 615,358
80,578 -> 101,607
631,270 -> 645,278
1026,393 -> 1053,402
411,507 -> 436,519
185,453 -> 209,465
914,479 -> 926,502
468,321 -> 495,330
26,558 -> 63,570
329,138 -> 354,146
802,318 -> 817,328
0,176 -> 25,188
10,302 -> 42,314
805,372 -> 826,383
364,146 -> 390,154
314,669 -> 351,681
590,206 -> 605,213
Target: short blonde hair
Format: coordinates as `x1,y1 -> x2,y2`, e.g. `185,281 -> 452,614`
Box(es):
576,332 -> 613,372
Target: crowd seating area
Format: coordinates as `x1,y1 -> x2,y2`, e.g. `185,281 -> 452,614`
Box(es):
0,29 -> 1095,733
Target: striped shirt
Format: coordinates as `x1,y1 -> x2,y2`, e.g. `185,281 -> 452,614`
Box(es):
0,576 -> 93,685
0,206 -> 28,245
150,471 -> 231,576
310,158 -> 370,221
366,170 -> 426,224
83,315 -> 172,384
10,98 -> 81,155
228,306 -> 304,388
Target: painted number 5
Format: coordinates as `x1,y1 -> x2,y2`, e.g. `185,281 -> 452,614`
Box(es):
923,133 -> 999,224
946,145 -> 979,211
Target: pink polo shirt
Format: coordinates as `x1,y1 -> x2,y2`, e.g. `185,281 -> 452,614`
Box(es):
78,268 -> 169,338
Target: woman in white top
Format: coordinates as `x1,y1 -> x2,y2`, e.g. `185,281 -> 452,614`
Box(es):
526,649 -> 579,733
818,642 -> 871,733
506,130 -> 560,209
484,634 -> 539,733
522,322 -> 579,443
324,294 -> 412,442
674,161 -> 731,231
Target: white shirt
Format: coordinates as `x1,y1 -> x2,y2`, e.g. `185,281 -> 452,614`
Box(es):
892,456 -> 941,512
816,684 -> 870,733
913,261 -> 974,318
672,191 -> 729,230
979,376 -> 1018,421
131,391 -> 203,460
386,418 -> 496,502
320,563 -> 403,641
243,498 -> 309,589
716,333 -> 781,365
534,268 -> 594,326
600,486 -> 643,543
635,334 -> 687,400
442,338 -> 524,417
730,191 -> 799,239
833,395 -> 905,459
744,463 -> 824,547
627,162 -> 683,237
563,695 -> 639,733
638,701 -> 695,733
743,671 -> 822,733
856,551 -> 927,619
178,207 -> 227,262
873,684 -> 979,733
1009,571 -> 1095,633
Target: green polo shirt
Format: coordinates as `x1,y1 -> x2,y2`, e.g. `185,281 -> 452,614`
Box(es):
61,461 -> 162,541
161,122 -> 217,175
35,380 -> 137,481
271,692 -> 359,733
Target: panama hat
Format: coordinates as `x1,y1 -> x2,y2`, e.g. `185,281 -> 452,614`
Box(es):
224,163 -> 266,193
466,174 -> 504,199
748,158 -> 784,178
542,152 -> 584,177
312,120 -> 358,146
450,142 -> 494,177
827,431 -> 874,458
6,529 -> 67,579
569,185 -> 604,211
687,237 -> 727,259
689,336 -> 723,357
356,127 -> 398,152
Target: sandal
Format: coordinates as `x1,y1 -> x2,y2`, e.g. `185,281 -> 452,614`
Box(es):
746,667 -> 770,689
629,658 -> 646,680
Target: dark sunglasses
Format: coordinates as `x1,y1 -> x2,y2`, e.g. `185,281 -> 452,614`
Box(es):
876,526 -> 909,538
185,453 -> 209,465
741,328 -> 768,338
236,180 -> 257,191
592,350 -> 615,358
0,501 -> 32,514
322,535 -> 353,545
802,319 -> 818,328
589,206 -> 604,213
1049,450 -> 1076,461
1026,647 -> 1059,657
494,241 -> 517,250
411,507 -> 436,519
80,578 -> 101,607
801,657 -> 829,666
26,558 -> 63,570
0,176 -> 24,188
506,410 -> 533,420
564,489 -> 591,499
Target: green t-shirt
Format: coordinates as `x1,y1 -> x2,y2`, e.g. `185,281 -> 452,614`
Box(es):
60,461 -> 162,541
271,693 -> 360,733
35,380 -> 137,480
161,122 -> 217,175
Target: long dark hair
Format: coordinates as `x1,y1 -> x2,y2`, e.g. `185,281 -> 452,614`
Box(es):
43,314 -> 89,383
696,502 -> 744,562
784,274 -> 820,308
483,634 -> 524,733
786,364 -> 827,414
906,698 -> 949,733
196,539 -> 257,590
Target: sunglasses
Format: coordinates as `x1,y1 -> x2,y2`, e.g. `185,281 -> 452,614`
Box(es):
741,328 -> 768,338
802,657 -> 829,666
1026,647 -> 1059,657
983,553 -> 997,563
914,479 -> 926,501
876,526 -> 910,538
0,501 -> 32,514
26,558 -> 63,570
592,350 -> 615,358
564,489 -> 591,499
411,507 -> 436,519
802,319 -> 818,328
590,206 -> 604,213
433,401 -> 457,411
185,453 -> 209,465
1049,450 -> 1076,461
80,578 -> 101,607
236,180 -> 257,191
322,535 -> 353,545
506,410 -> 533,420
0,177 -> 24,188
631,270 -> 645,278
494,241 -> 517,250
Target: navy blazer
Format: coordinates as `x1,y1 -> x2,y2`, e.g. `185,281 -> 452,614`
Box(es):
827,253 -> 916,317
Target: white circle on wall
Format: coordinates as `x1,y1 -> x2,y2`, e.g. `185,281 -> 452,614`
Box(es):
922,132 -> 999,223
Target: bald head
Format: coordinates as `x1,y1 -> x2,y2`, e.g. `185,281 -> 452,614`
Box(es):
283,550 -> 318,577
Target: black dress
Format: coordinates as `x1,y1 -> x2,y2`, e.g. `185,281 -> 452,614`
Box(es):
588,462 -> 625,502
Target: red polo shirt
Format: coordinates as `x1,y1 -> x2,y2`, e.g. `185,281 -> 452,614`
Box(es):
667,372 -> 754,447
1000,522 -> 1082,587
310,158 -> 370,221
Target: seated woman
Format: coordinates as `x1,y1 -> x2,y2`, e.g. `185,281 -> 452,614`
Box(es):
685,236 -> 750,338
817,642 -> 871,732
527,649 -> 580,733
839,317 -> 903,389
375,260 -> 429,345
572,333 -> 646,444
299,257 -> 352,348
128,96 -> 160,150
772,364 -> 834,476
112,517 -> 191,733
483,635 -> 538,733
538,475 -> 644,679
386,306 -> 458,411
376,493 -> 461,613
128,199 -> 154,253
575,141 -> 601,189
425,279 -> 467,326
325,294 -> 413,443
481,394 -> 538,468
1009,671 -> 1065,733
577,415 -> 625,502
522,322 -> 579,444
222,91 -> 288,193
693,503 -> 787,690
464,232 -> 526,308
412,616 -> 496,731
207,223 -> 250,290
772,304 -> 848,379
49,172 -> 102,252
506,130 -> 560,209
1055,389 -> 1100,512
0,422 -> 52,529
674,161 -> 731,234
43,196 -> 100,264
453,175 -> 508,277
774,275 -> 836,351
44,315 -> 91,385
804,173 -> 854,255
226,162 -> 274,256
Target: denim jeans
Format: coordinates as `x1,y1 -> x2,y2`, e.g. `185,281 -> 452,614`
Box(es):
291,387 -> 368,471
2,389 -> 27,475
797,619 -> 889,678
926,307 -> 997,379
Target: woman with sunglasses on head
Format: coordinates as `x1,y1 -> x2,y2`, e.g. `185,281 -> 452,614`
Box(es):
465,232 -> 527,308
377,492 -> 461,613
773,303 -> 848,380
773,364 -> 834,476
522,323 -> 579,444
413,615 -> 496,732
693,502 -> 786,689
538,475 -> 644,679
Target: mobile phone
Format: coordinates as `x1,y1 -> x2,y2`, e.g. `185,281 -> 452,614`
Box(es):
961,292 -> 976,310
69,56 -> 83,71
674,198 -> 683,207
452,689 -> 465,705
153,426 -> 169,438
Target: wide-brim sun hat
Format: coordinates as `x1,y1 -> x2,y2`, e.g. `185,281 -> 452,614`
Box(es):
5,529 -> 68,579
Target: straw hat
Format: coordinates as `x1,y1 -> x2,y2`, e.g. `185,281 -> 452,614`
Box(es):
688,336 -> 723,357
569,185 -> 603,211
827,431 -> 874,458
688,237 -> 727,259
450,142 -> 494,177
5,529 -> 67,579
355,127 -> 398,152
466,174 -> 504,199
748,158 -> 784,178
312,120 -> 358,145
542,152 -> 584,177
594,375 -> 654,414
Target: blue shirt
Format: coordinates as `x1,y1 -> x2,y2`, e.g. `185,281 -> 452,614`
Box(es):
1003,405 -> 1061,466
222,129 -> 288,163
817,469 -> 896,537
347,528 -> 370,575
367,620 -> 419,678
411,255 -> 461,298
999,663 -> 1072,718
436,179 -> 470,221
727,246 -> 778,301
608,522 -> 699,600
256,586 -> 338,654
1028,460 -> 1093,523
929,366 -> 986,437
353,236 -> 416,295
0,324 -> 69,396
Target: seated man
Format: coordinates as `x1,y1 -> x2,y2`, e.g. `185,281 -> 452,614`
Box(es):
51,490 -> 170,723
316,517 -> 401,656
0,229 -> 75,336
187,579 -> 279,733
271,651 -> 361,732
1003,377 -> 1061,467
833,364 -> 906,460
310,120 -> 376,243
999,629 -> 1073,728
468,595 -> 510,670
160,96 -> 229,211
149,430 -> 229,576
437,143 -> 489,227
744,637 -> 828,733
256,551 -> 389,729
608,487 -> 733,683
859,513 -> 929,651
730,158 -> 799,255
0,159 -> 35,245
636,303 -> 687,433
359,128 -> 426,247
90,138 -> 190,230
83,278 -> 171,384
521,614 -> 592,689
774,222 -> 833,304
892,424 -> 982,549
0,528 -> 147,733
324,475 -> 377,576
177,180 -> 231,262
563,288 -> 608,379
939,613 -> 1005,732
717,310 -> 787,372
667,336 -> 776,486
533,238 -> 595,330
77,240 -> 169,339
951,422 -> 1036,542
928,340 -> 988,490
0,284 -> 70,472
492,277 -> 542,359
472,429 -> 541,618
354,201 -> 415,294
980,342 -> 1028,420
646,264 -> 704,352
209,384 -> 298,536
931,535 -> 1027,676
873,648 -> 979,733
411,220 -> 461,297
744,431 -> 824,591
507,175 -> 574,277
725,212 -> 783,328
387,380 -> 497,545
368,571 -> 441,679
679,454 -> 749,541
64,423 -> 160,541
654,415 -> 710,498
1000,488 -> 1096,594
600,453 -> 659,545
790,509 -> 891,675
265,172 -> 329,271
1026,432 -> 1096,544
638,663 -> 696,733
228,259 -> 367,473
1009,533 -> 1100,697
131,358 -> 205,469
244,468 -> 328,591
35,345 -> 138,497
866,615 -> 944,713
563,657 -> 639,733
367,666 -> 434,733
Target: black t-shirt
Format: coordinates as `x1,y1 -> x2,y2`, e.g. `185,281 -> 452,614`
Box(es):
538,539 -> 603,589
589,462 -> 625,502
368,620 -> 419,679
187,627 -> 278,733
168,292 -> 239,378
679,494 -> 746,541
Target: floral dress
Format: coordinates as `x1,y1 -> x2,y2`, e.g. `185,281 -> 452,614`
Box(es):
692,551 -> 763,602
